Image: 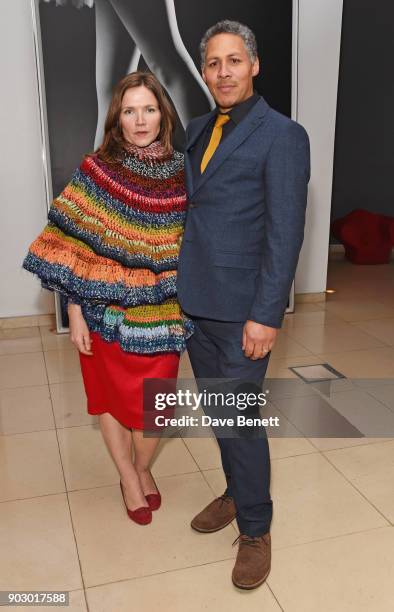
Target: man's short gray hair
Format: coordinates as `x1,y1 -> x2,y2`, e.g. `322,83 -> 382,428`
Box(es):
200,20 -> 258,67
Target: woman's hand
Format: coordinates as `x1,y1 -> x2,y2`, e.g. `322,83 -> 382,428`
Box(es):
67,303 -> 93,355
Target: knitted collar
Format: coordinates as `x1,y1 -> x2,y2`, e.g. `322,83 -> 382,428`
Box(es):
124,140 -> 173,163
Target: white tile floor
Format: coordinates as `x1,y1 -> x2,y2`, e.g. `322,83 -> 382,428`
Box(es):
0,258 -> 393,611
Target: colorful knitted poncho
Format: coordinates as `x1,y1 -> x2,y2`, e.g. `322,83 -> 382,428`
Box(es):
23,141 -> 193,353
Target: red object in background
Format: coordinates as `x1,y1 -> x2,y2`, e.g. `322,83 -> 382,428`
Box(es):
332,209 -> 394,264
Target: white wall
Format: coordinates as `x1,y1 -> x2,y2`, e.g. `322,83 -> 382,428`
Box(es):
0,0 -> 54,317
295,0 -> 343,294
0,0 -> 342,318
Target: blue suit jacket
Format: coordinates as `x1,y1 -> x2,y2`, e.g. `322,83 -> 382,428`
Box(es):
177,97 -> 310,328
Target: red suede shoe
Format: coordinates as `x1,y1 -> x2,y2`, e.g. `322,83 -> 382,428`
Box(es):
119,481 -> 152,525
146,491 -> 161,511
145,471 -> 161,511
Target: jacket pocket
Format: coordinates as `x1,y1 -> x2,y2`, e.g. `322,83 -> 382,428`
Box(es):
224,155 -> 258,170
213,251 -> 261,269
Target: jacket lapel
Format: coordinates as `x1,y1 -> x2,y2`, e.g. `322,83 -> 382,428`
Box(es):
184,110 -> 216,197
190,97 -> 270,198
183,153 -> 194,198
186,110 -> 216,151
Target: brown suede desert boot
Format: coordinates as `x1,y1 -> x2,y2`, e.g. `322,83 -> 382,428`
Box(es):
191,494 -> 236,532
232,533 -> 271,589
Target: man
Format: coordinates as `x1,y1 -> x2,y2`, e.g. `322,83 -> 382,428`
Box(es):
177,20 -> 310,589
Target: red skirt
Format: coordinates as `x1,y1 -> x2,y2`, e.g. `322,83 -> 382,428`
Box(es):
79,332 -> 180,430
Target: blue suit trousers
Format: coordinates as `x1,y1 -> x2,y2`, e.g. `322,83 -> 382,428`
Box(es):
186,317 -> 273,536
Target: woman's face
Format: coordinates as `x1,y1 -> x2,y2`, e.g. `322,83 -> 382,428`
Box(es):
119,86 -> 162,147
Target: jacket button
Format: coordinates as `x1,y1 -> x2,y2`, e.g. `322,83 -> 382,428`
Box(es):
189,202 -> 197,208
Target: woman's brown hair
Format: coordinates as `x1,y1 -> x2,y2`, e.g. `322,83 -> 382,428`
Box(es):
96,71 -> 176,163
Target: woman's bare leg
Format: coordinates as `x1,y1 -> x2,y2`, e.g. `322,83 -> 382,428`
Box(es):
132,431 -> 161,495
99,413 -> 148,509
94,0 -> 141,148
109,0 -> 214,127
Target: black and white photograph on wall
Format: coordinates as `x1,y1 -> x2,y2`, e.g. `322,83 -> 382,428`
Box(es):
33,0 -> 294,328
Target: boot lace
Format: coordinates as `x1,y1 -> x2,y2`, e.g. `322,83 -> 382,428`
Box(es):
232,534 -> 265,548
217,494 -> 233,507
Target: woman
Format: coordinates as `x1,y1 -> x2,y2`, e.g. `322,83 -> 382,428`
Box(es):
23,72 -> 191,526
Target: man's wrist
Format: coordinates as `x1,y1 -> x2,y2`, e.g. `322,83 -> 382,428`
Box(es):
246,318 -> 281,330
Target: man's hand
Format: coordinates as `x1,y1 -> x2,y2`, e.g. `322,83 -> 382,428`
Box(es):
67,303 -> 93,355
242,320 -> 278,360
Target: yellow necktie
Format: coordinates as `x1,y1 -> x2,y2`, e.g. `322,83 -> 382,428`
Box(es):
200,113 -> 230,173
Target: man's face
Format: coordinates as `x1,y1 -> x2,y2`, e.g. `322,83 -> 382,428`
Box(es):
202,33 -> 259,112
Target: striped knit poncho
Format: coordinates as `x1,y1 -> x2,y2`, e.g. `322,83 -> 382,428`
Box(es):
23,141 -> 193,354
